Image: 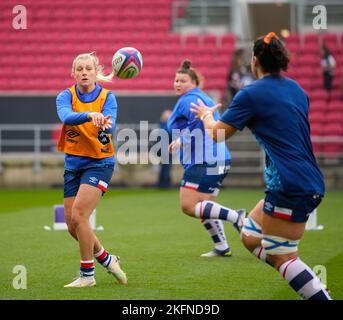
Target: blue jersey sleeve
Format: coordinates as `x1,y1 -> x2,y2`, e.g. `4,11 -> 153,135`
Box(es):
102,92 -> 117,134
167,98 -> 189,132
179,95 -> 198,121
168,94 -> 209,131
56,89 -> 89,125
220,88 -> 254,130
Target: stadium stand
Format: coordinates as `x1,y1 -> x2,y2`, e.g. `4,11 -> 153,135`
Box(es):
285,32 -> 343,159
0,0 -> 342,187
0,0 -> 235,94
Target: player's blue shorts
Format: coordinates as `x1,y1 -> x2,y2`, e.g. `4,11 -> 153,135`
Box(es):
64,166 -> 113,198
263,190 -> 323,223
180,162 -> 230,195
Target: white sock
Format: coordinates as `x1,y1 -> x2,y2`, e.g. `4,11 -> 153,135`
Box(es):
195,201 -> 238,224
252,246 -> 267,262
201,219 -> 229,251
94,247 -> 112,267
279,258 -> 331,300
80,260 -> 95,277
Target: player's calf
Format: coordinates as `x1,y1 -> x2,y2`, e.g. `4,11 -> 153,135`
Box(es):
261,235 -> 331,300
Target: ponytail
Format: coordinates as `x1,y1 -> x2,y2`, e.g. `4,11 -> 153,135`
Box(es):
253,32 -> 290,74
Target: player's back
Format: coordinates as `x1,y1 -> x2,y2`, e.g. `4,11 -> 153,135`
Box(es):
234,75 -> 324,196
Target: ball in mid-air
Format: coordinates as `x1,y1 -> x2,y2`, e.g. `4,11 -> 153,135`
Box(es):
112,47 -> 143,79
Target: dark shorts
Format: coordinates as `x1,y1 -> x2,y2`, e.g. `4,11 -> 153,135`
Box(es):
180,162 -> 230,195
64,167 -> 113,198
263,190 -> 323,223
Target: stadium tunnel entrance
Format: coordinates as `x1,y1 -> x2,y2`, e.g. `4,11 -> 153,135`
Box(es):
245,1 -> 292,40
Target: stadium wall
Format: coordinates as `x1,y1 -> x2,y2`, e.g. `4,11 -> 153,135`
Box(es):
0,95 -> 178,124
1,159 -> 342,190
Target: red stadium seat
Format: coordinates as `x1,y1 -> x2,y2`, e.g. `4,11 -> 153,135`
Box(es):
304,33 -> 320,46
0,0 -> 232,94
297,66 -> 315,78
284,33 -> 301,45
309,100 -> 328,112
202,34 -> 218,47
185,34 -> 201,47
310,124 -> 323,154
310,123 -> 323,136
309,111 -> 325,125
321,143 -> 342,158
297,77 -> 312,92
221,34 -> 236,47
309,90 -> 329,102
311,78 -> 324,90
328,100 -> 343,112
299,44 -> 320,55
330,90 -> 343,101
326,111 -> 343,125
297,54 -> 320,67
323,123 -> 343,136
287,43 -> 301,55
322,33 -> 339,47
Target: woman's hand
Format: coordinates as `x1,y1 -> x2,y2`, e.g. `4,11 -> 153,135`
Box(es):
88,112 -> 112,130
190,99 -> 222,120
101,115 -> 112,131
168,138 -> 181,154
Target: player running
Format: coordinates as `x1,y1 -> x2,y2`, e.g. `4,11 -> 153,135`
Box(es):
191,33 -> 331,300
167,60 -> 246,258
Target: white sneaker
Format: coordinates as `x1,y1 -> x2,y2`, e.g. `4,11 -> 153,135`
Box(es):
64,276 -> 96,288
107,255 -> 128,285
200,248 -> 232,257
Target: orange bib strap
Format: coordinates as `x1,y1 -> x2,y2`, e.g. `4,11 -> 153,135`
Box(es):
57,86 -> 114,158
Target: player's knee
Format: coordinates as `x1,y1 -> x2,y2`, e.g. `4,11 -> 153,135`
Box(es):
180,203 -> 194,216
261,235 -> 299,269
67,224 -> 77,238
241,216 -> 263,252
70,205 -> 87,227
241,233 -> 261,252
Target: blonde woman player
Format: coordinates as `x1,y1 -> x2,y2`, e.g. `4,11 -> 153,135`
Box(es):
56,52 -> 127,288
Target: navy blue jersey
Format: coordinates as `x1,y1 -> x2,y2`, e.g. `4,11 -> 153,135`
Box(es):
168,88 -> 231,170
220,75 -> 324,197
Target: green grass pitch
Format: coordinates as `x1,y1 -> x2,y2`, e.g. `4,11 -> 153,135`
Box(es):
0,188 -> 342,300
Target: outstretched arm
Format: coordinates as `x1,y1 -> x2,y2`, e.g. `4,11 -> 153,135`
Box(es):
57,90 -> 113,131
190,99 -> 237,141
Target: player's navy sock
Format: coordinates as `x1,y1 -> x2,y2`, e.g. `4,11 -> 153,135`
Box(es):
195,200 -> 238,224
95,247 -> 112,268
201,219 -> 229,251
279,258 -> 332,300
80,260 -> 95,277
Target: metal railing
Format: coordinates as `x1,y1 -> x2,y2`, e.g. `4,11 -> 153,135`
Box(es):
0,123 -> 265,174
0,124 -> 61,173
1,123 -> 341,175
